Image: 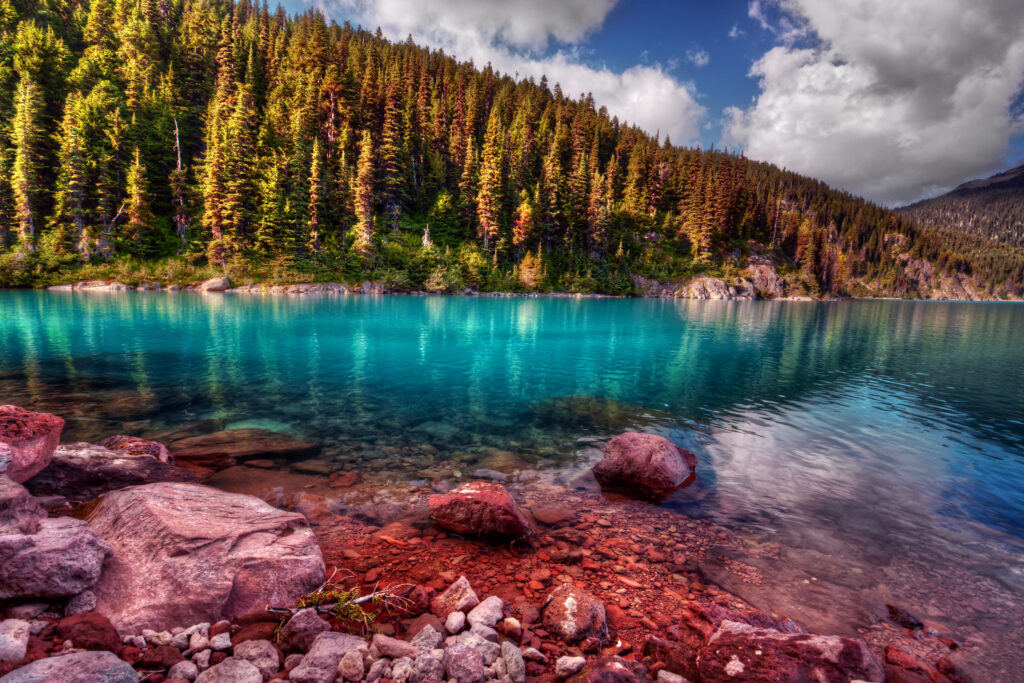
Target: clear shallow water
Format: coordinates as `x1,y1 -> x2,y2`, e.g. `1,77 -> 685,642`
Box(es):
2,292 -> 1024,670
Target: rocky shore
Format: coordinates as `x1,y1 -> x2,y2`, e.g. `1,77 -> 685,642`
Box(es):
0,404 -> 975,682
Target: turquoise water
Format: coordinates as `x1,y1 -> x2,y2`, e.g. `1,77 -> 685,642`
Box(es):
2,292 -> 1024,670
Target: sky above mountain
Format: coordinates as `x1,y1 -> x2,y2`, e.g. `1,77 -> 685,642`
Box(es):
290,0 -> 1024,207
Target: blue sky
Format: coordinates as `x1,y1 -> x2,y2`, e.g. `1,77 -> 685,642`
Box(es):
289,0 -> 1024,206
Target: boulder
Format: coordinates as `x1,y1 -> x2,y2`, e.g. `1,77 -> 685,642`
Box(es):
696,620 -> 884,682
443,643 -> 485,683
97,435 -> 173,464
0,477 -> 45,535
0,516 -> 112,599
743,263 -> 786,299
430,576 -> 480,619
25,442 -> 197,504
592,432 -> 696,498
0,406 -> 64,483
197,277 -> 231,293
86,483 -> 325,634
566,656 -> 647,683
540,585 -> 608,644
466,596 -> 504,628
428,482 -> 531,540
168,429 -> 320,476
0,651 -> 138,682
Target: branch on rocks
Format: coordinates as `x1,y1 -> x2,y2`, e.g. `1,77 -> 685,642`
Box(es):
267,569 -> 416,633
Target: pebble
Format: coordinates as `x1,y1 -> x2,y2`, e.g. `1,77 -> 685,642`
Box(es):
209,631 -> 231,651
445,611 -> 466,634
189,631 -> 210,651
556,655 -> 587,677
0,619 -> 30,663
168,660 -> 199,681
192,648 -> 212,671
657,670 -> 687,683
338,648 -> 365,681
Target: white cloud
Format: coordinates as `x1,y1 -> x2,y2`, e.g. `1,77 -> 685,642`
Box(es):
728,24 -> 744,39
323,0 -> 707,145
686,49 -> 710,68
726,0 -> 1024,206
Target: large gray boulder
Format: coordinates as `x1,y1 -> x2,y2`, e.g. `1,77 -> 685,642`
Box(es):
0,515 -> 112,600
0,406 -> 64,483
87,482 -> 325,634
289,632 -> 367,683
26,442 -> 196,504
0,476 -> 45,535
0,651 -> 138,682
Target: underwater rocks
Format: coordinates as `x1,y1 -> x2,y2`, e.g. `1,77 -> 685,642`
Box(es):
428,482 -> 532,540
531,395 -> 660,432
86,482 -> 325,634
697,620 -> 885,682
98,435 -> 173,464
0,406 -> 64,484
592,432 -> 697,499
168,428 -> 320,477
25,442 -> 196,505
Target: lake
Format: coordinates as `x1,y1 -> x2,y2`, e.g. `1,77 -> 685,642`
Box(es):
2,292 -> 1023,674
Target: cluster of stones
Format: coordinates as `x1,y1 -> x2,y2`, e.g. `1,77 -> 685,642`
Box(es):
0,403 -> 967,682
47,278 -> 390,296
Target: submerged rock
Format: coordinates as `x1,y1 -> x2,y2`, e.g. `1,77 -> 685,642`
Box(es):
531,395 -> 658,431
98,435 -> 173,463
87,482 -> 325,634
592,432 -> 696,499
169,429 -> 320,476
696,620 -> 884,682
428,482 -> 532,540
25,442 -> 196,504
0,406 -> 64,484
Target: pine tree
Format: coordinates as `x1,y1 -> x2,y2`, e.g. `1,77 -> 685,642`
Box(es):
124,147 -> 158,257
10,77 -> 42,252
353,129 -> 375,252
476,105 -> 504,250
307,137 -> 324,252
50,92 -> 87,256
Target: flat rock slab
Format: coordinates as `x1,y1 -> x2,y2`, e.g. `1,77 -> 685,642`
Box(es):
87,482 -> 325,634
0,406 -> 64,484
0,650 -> 138,682
26,443 -> 197,505
169,429 -> 320,474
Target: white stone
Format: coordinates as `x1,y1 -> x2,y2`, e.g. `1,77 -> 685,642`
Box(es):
209,631 -> 231,651
555,656 -> 586,678
0,620 -> 30,662
444,611 -> 466,634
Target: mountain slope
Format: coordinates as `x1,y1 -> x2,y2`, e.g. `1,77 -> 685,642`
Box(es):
0,1 -> 1021,298
900,164 -> 1024,248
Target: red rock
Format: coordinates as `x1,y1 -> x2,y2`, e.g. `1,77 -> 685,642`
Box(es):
98,435 -> 172,464
328,471 -> 360,488
430,576 -> 479,618
209,620 -> 232,637
428,482 -> 532,540
532,504 -> 575,526
642,636 -> 697,680
210,651 -> 228,666
87,483 -> 325,634
405,612 -> 445,638
119,645 -> 143,664
677,603 -> 800,651
592,432 -> 696,498
0,405 -> 64,483
141,645 -> 185,668
56,613 -> 120,652
697,620 -> 884,682
605,605 -> 629,628
233,621 -> 279,645
541,585 -> 609,644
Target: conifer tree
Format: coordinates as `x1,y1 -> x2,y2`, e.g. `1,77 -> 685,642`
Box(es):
50,92 -> 87,255
307,137 -> 324,252
476,105 -> 504,250
10,77 -> 42,252
353,129 -> 375,252
124,147 -> 157,257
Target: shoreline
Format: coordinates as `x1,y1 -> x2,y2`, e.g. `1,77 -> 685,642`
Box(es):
16,276 -> 1023,302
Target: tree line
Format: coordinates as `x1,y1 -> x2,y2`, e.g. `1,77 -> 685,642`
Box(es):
1,0 -> 1022,296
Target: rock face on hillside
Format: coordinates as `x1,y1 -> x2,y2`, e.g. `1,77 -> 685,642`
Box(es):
26,442 -> 196,504
87,482 -> 325,634
592,432 -> 697,499
0,406 -> 64,483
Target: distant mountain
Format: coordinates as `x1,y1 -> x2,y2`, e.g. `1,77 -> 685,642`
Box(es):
900,165 -> 1024,248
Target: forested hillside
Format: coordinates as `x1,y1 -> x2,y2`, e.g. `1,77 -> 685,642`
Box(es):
900,165 -> 1024,249
1,0 -> 1022,297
